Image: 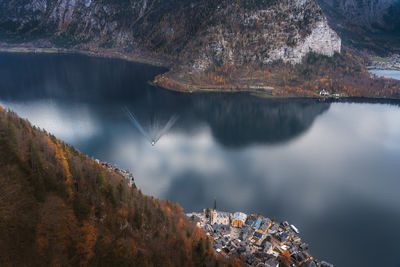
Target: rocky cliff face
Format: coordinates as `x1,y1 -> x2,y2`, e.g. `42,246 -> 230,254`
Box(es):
0,0 -> 340,69
187,0 -> 341,71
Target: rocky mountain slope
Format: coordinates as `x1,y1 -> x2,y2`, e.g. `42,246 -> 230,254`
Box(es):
184,0 -> 340,72
317,0 -> 400,53
0,0 -> 341,66
0,105 -> 233,266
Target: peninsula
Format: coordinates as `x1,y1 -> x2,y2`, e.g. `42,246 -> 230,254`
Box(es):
1,0 -> 399,99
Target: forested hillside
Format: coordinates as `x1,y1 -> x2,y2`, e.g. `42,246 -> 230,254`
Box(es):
0,105 -> 235,266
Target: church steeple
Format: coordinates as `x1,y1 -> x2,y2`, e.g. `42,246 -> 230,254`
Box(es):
213,198 -> 216,211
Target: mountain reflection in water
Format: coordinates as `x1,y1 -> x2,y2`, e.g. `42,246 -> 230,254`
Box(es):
1,53 -> 400,267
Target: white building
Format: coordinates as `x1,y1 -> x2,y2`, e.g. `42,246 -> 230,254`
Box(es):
232,212 -> 247,227
319,89 -> 330,96
210,210 -> 231,225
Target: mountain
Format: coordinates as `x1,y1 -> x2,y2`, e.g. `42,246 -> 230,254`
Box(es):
0,105 -> 233,266
0,0 -> 399,97
317,0 -> 400,54
0,0 -> 340,65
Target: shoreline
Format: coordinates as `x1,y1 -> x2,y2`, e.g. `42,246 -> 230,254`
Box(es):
0,44 -> 170,68
2,44 -> 399,102
154,80 -> 400,104
367,66 -> 400,71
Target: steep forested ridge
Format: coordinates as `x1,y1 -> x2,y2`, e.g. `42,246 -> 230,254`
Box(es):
0,105 -> 234,266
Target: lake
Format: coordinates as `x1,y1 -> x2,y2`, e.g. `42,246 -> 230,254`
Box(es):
370,69 -> 400,80
1,52 -> 400,267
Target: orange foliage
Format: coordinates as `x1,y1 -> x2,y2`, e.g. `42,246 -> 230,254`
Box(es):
126,237 -> 137,257
36,196 -> 78,265
36,235 -> 49,252
281,250 -> 292,266
175,203 -> 183,214
0,104 -> 4,112
191,227 -> 201,240
165,205 -> 172,216
0,110 -> 233,267
119,208 -> 128,218
233,257 -> 243,266
178,217 -> 184,228
45,136 -> 74,201
77,221 -> 97,265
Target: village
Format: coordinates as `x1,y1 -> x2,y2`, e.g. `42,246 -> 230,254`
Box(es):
187,205 -> 334,267
368,54 -> 400,70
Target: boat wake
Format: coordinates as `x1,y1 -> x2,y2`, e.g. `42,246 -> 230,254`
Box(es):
123,106 -> 178,146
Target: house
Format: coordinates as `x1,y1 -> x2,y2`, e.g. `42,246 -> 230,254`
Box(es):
293,237 -> 301,244
245,215 -> 256,226
253,229 -> 263,239
245,254 -> 255,265
212,223 -> 230,233
300,243 -> 309,250
259,218 -> 272,233
211,210 -> 231,225
319,89 -> 330,96
205,224 -> 213,233
232,212 -> 247,227
262,241 -> 273,254
272,232 -> 289,245
294,252 -> 309,263
269,224 -> 279,234
240,225 -> 253,240
281,221 -> 290,230
265,258 -> 279,267
126,176 -> 135,187
253,217 -> 263,229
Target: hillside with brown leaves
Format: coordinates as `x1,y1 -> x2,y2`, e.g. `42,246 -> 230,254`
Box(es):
0,105 -> 238,267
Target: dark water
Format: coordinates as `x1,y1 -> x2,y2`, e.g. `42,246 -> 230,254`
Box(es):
1,53 -> 400,267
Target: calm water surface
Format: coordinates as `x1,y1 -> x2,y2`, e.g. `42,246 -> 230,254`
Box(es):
1,53 -> 400,267
370,68 -> 400,80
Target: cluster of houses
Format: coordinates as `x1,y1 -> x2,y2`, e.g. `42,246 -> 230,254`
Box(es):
187,209 -> 334,267
369,54 -> 400,70
95,159 -> 135,187
319,89 -> 343,98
